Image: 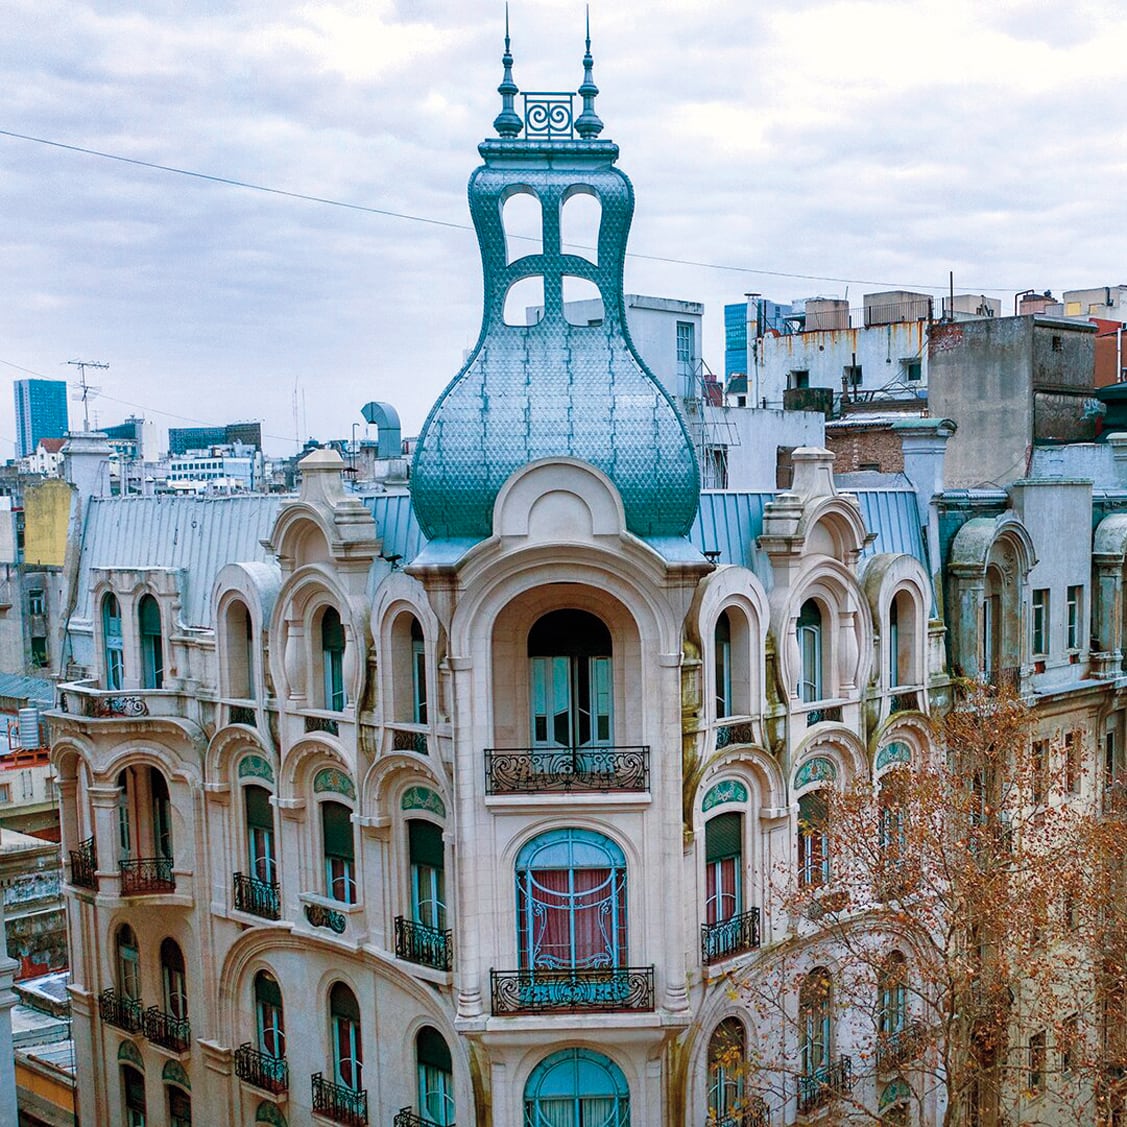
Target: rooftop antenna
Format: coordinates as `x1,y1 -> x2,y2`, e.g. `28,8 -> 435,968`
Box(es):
67,359 -> 108,430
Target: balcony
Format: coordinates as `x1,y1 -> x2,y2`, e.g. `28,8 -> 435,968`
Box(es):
120,857 -> 175,895
701,908 -> 761,965
876,1020 -> 925,1071
394,1111 -> 452,1127
312,1072 -> 368,1126
484,746 -> 649,795
715,1097 -> 770,1127
57,681 -> 189,720
99,988 -> 143,1033
394,916 -> 452,972
69,835 -> 98,890
489,966 -> 655,1015
144,1006 -> 191,1053
234,872 -> 281,920
797,1056 -> 852,1115
235,1043 -> 288,1095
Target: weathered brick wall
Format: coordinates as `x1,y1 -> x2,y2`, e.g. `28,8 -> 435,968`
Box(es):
825,426 -> 904,473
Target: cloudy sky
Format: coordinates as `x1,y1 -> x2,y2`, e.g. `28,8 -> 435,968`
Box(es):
2,0 -> 1124,457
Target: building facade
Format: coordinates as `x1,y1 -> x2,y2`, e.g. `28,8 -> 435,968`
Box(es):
13,382 -> 68,462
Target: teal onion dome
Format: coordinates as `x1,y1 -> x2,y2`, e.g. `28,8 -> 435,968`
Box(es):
412,53 -> 699,542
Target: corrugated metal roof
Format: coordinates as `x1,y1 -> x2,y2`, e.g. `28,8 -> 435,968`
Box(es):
0,673 -> 53,705
690,492 -> 770,572
366,494 -> 428,565
75,495 -> 285,628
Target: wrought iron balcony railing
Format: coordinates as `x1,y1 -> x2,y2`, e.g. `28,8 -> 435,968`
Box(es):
99,988 -> 143,1033
395,916 -> 453,971
120,856 -> 175,895
312,1072 -> 368,1126
490,966 -> 655,1015
229,704 -> 257,727
69,835 -> 98,890
889,689 -> 919,714
305,715 -> 340,736
143,1006 -> 191,1053
797,1056 -> 852,1114
394,1109 -> 453,1127
804,704 -> 843,725
701,908 -> 761,965
235,1043 -> 288,1094
714,1096 -> 771,1127
390,727 -> 429,755
234,872 -> 281,920
484,746 -> 649,794
876,1019 -> 925,1070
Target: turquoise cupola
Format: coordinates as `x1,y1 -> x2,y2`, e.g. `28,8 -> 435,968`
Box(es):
411,20 -> 701,541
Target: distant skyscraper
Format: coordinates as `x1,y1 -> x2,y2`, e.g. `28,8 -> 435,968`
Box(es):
13,379 -> 69,458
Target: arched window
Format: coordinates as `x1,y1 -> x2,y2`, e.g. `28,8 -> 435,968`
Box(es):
167,1085 -> 191,1127
982,566 -> 1002,675
411,619 -> 428,724
322,801 -> 356,904
529,609 -> 612,749
705,812 -> 742,925
320,607 -> 346,711
160,938 -> 187,1021
799,968 -> 833,1079
116,769 -> 132,861
223,599 -> 254,700
878,770 -> 912,897
116,923 -> 141,1002
416,1026 -> 455,1126
516,829 -> 626,972
151,768 -> 172,861
798,791 -> 830,889
138,594 -> 164,690
245,785 -> 276,884
708,1018 -> 746,1121
878,952 -> 908,1045
409,820 -> 445,930
524,1048 -> 629,1127
103,593 -> 124,690
889,590 -> 918,688
888,597 -> 900,687
797,600 -> 823,703
254,970 -> 285,1059
122,1064 -> 146,1127
329,982 -> 362,1091
715,611 -> 732,718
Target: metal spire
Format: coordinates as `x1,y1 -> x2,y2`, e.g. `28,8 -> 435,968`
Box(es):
493,4 -> 523,138
575,5 -> 604,139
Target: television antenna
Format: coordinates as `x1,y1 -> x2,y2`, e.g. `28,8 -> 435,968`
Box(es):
67,359 -> 108,430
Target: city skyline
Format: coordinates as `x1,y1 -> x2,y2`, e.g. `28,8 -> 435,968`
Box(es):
2,0 -> 1125,457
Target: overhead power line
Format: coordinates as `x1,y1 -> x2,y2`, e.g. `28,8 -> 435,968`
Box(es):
0,126 -> 1020,294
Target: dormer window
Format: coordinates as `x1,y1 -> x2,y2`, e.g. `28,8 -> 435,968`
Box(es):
139,594 -> 164,690
320,607 -> 346,711
529,610 -> 612,749
797,600 -> 823,704
102,593 -> 124,690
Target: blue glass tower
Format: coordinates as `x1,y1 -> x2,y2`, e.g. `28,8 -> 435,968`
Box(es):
14,378 -> 69,458
411,24 -> 700,542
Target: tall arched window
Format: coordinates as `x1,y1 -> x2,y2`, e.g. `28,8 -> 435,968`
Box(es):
715,611 -> 732,718
103,593 -> 124,690
888,597 -> 900,687
224,599 -> 255,700
320,607 -> 346,711
878,952 -> 908,1045
329,983 -> 362,1091
245,785 -> 276,884
878,770 -> 911,897
167,1085 -> 191,1127
151,768 -> 172,861
524,1048 -> 629,1127
160,938 -> 187,1021
322,801 -> 356,904
708,1018 -> 746,1122
529,610 -> 612,749
799,968 -> 833,1079
116,769 -> 132,861
705,812 -> 742,925
138,594 -> 164,690
798,791 -> 830,889
409,820 -> 445,930
254,970 -> 285,1059
116,923 -> 141,1002
516,829 -> 626,972
416,1026 -> 455,1126
797,600 -> 823,703
411,619 -> 428,724
122,1063 -> 146,1127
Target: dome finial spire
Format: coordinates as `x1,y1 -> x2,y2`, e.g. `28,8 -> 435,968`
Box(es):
575,5 -> 603,139
493,4 -> 523,138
